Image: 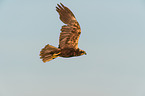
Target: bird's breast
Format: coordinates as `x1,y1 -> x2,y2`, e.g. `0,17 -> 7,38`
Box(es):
60,48 -> 79,57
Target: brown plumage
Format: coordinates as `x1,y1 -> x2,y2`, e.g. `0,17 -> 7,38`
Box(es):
40,3 -> 86,63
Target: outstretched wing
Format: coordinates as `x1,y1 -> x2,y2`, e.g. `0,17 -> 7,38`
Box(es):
56,3 -> 81,49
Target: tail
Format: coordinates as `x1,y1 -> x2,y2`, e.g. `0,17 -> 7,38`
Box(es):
40,44 -> 61,63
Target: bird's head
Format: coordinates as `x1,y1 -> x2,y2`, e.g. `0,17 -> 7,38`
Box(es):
79,49 -> 87,56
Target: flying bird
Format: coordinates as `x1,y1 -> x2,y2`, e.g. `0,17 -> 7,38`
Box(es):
40,3 -> 86,63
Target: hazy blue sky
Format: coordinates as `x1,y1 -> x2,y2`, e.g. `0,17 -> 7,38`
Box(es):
0,0 -> 145,96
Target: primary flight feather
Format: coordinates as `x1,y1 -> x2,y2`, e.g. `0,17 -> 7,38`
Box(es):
40,3 -> 86,63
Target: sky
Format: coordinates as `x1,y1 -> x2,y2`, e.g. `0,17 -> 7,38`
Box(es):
0,0 -> 145,96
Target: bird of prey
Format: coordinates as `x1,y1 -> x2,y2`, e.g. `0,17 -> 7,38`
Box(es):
40,3 -> 86,63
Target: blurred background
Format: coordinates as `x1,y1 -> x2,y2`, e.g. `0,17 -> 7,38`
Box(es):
0,0 -> 145,96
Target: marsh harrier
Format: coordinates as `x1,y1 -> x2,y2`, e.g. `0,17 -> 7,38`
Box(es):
40,3 -> 86,62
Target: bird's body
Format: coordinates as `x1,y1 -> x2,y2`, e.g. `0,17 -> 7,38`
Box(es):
40,3 -> 86,63
60,48 -> 83,57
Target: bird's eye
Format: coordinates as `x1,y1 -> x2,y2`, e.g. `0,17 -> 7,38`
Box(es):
81,51 -> 84,53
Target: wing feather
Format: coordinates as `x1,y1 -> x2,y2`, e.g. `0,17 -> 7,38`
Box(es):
56,3 -> 81,49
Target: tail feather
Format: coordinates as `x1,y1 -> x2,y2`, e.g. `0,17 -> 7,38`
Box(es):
40,44 -> 60,63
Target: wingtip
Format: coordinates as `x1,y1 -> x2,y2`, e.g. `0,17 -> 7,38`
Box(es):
60,2 -> 65,7
57,2 -> 65,7
60,2 -> 63,5
57,3 -> 62,9
56,6 -> 59,10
